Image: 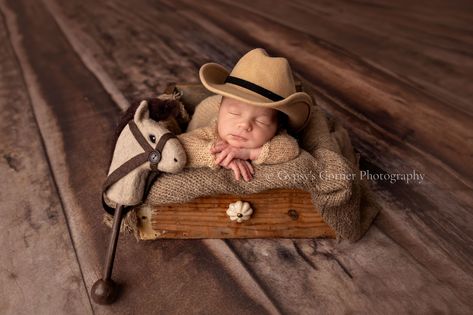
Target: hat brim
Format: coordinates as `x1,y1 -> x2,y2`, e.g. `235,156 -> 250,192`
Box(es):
199,62 -> 313,132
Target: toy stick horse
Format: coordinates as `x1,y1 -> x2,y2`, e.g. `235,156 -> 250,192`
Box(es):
91,98 -> 186,304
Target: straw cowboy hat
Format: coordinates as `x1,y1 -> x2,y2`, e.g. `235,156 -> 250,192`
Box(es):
199,48 -> 313,132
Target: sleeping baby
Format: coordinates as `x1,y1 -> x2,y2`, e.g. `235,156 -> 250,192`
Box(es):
177,48 -> 313,181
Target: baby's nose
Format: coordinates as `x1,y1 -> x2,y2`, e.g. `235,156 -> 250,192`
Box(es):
238,121 -> 251,131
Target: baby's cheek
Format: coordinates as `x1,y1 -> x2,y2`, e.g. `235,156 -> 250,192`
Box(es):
262,124 -> 277,137
218,124 -> 230,136
248,132 -> 265,148
216,124 -> 227,139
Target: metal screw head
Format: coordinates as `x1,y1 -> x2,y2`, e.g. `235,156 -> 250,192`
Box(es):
287,209 -> 299,220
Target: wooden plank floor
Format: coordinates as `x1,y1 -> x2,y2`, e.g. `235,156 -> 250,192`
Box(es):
1,0 -> 471,314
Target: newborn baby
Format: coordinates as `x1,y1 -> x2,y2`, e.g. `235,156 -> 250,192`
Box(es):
177,47 -> 313,181
178,94 -> 300,181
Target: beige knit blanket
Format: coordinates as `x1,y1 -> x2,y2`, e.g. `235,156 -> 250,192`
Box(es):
142,102 -> 380,242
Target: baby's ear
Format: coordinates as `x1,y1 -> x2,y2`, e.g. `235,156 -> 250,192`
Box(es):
134,100 -> 150,124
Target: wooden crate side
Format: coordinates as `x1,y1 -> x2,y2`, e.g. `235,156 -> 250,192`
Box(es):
137,189 -> 336,239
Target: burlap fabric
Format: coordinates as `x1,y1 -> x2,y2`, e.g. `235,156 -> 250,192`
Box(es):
141,103 -> 380,242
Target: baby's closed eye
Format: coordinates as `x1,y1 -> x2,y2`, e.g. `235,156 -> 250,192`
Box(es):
256,119 -> 269,125
256,117 -> 273,125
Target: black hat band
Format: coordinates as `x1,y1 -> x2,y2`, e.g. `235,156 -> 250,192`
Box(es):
224,75 -> 284,102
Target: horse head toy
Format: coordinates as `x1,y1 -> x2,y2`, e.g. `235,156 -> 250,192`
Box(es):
91,96 -> 187,304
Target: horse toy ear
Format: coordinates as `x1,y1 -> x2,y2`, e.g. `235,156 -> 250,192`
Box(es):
134,100 -> 150,124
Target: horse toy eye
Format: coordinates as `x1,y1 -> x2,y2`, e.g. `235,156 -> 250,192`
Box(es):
149,134 -> 156,143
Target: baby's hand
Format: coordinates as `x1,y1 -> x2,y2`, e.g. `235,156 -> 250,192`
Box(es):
211,142 -> 249,166
210,141 -> 262,166
222,158 -> 255,182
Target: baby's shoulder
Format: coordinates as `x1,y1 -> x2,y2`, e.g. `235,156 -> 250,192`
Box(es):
274,128 -> 292,137
271,128 -> 299,144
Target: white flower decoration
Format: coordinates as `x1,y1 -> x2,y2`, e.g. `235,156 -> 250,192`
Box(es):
226,200 -> 253,223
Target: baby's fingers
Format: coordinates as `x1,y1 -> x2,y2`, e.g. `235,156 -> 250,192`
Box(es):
216,139 -> 228,147
210,142 -> 227,153
234,160 -> 249,182
210,146 -> 221,154
229,162 -> 241,181
215,150 -> 229,165
215,139 -> 226,146
221,152 -> 235,167
233,159 -> 252,182
245,160 -> 255,175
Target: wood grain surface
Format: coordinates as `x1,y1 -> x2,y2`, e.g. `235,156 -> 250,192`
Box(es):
0,8 -> 91,314
145,189 -> 336,239
1,0 -> 471,314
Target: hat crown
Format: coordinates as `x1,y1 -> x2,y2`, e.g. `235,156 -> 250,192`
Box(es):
229,48 -> 296,98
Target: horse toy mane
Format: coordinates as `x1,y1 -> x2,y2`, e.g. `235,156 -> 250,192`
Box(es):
111,96 -> 189,153
93,95 -> 188,304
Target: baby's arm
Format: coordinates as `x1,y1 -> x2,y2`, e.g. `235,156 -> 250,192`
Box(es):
210,141 -> 256,181
221,158 -> 254,182
210,130 -> 299,166
211,139 -> 260,166
252,130 -> 300,165
177,127 -> 220,169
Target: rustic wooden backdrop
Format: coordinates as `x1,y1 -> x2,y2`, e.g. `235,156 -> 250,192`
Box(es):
1,0 -> 472,314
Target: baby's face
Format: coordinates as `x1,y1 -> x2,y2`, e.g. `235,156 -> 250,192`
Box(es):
217,97 -> 278,149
